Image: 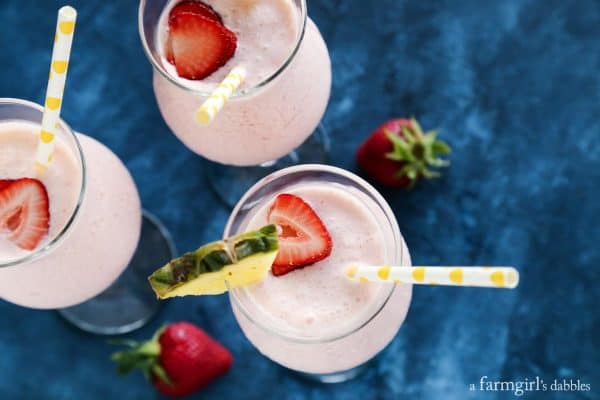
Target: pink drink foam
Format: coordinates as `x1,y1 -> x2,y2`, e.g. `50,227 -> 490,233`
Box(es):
0,123 -> 141,309
232,183 -> 413,374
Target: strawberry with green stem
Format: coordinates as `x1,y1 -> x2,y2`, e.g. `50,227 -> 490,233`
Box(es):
356,118 -> 451,187
112,322 -> 232,397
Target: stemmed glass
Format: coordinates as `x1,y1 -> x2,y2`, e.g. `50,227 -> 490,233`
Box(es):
224,165 -> 413,382
138,0 -> 332,206
0,98 -> 175,335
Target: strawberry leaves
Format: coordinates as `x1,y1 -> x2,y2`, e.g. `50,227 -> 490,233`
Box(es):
110,326 -> 172,385
385,118 -> 451,186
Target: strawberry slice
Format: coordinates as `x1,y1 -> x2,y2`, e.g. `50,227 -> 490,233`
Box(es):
165,35 -> 175,64
0,180 -> 14,191
170,1 -> 223,24
267,193 -> 333,276
169,13 -> 237,80
165,1 -> 224,64
0,178 -> 50,251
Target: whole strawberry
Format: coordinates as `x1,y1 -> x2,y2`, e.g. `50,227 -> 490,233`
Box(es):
112,322 -> 232,397
356,118 -> 451,187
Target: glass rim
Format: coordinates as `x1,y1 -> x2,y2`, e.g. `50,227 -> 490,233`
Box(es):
224,164 -> 403,344
137,0 -> 308,99
0,97 -> 86,268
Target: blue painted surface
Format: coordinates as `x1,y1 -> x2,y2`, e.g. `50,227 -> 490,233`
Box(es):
0,0 -> 598,399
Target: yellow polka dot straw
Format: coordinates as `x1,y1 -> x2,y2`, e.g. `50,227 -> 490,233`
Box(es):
195,65 -> 246,126
345,265 -> 519,289
35,6 -> 77,172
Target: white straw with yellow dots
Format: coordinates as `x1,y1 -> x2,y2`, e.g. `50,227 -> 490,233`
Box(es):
195,65 -> 246,126
35,6 -> 77,172
346,265 -> 519,289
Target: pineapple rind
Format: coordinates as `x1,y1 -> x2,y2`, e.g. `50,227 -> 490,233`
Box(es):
149,225 -> 278,298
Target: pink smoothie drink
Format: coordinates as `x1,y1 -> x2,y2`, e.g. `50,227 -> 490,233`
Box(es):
0,112 -> 141,309
144,0 -> 331,165
228,167 -> 412,375
0,121 -> 81,262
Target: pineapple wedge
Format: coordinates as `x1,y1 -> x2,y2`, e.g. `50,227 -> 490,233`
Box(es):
149,225 -> 278,298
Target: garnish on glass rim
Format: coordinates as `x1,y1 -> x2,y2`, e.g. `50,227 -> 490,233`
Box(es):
267,193 -> 332,276
0,178 -> 50,251
148,193 -> 335,297
166,2 -> 237,80
148,225 -> 279,298
165,0 -> 224,64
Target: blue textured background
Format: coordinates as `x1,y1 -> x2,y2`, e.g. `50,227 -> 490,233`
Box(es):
0,0 -> 598,399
